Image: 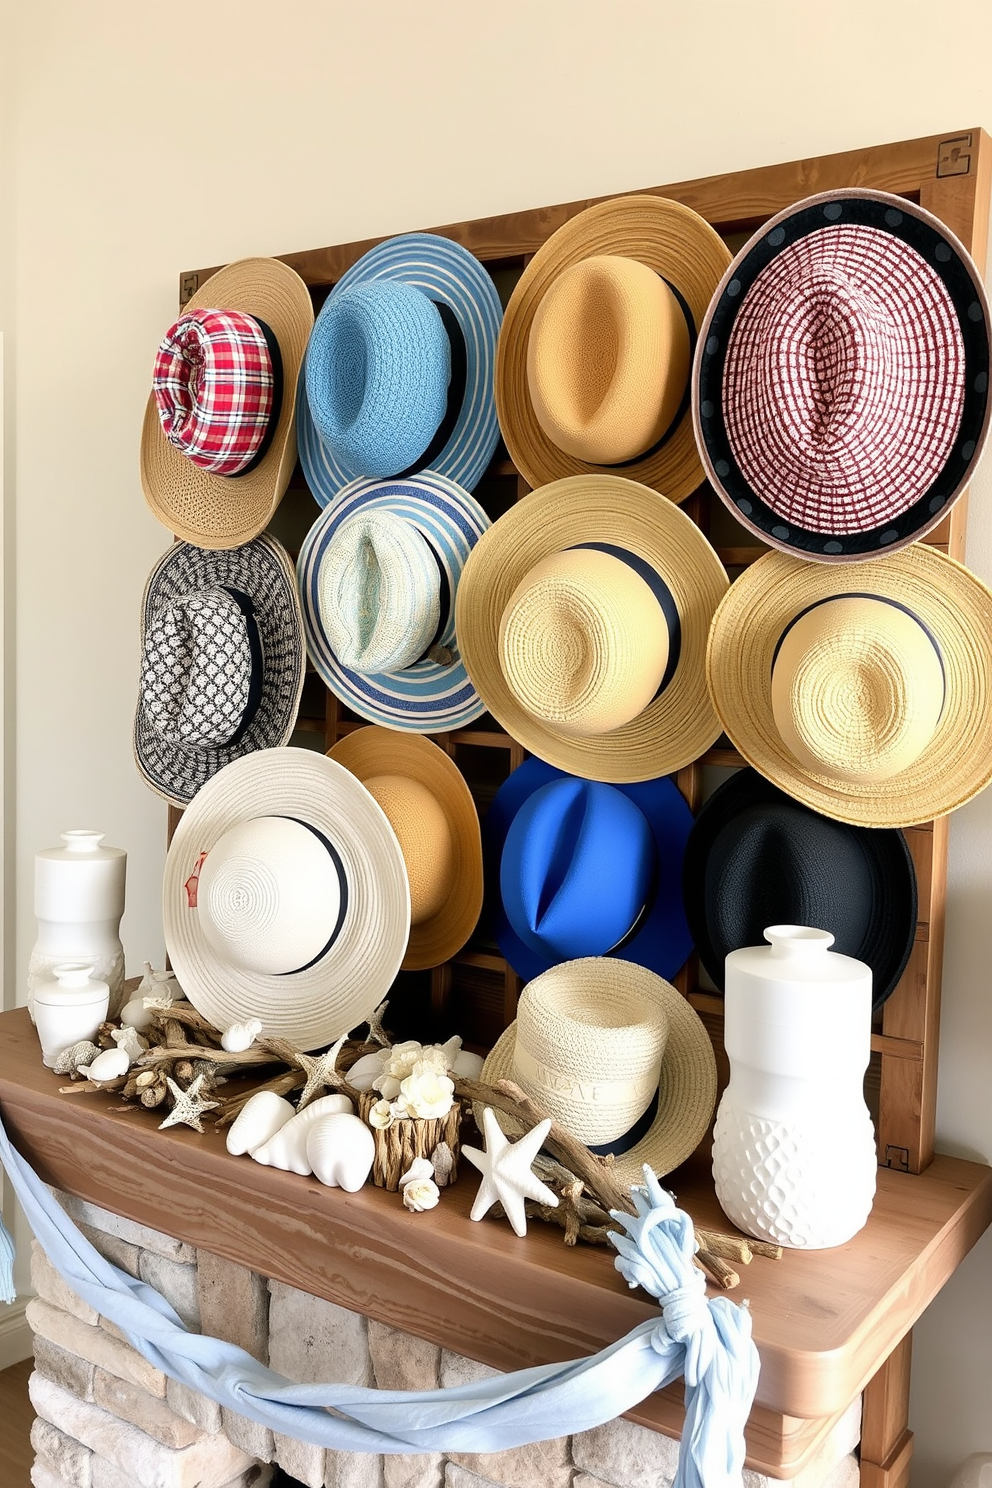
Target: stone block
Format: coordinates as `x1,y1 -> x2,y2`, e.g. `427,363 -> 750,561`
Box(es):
33,1334 -> 96,1401
197,1250 -> 268,1358
32,1241 -> 100,1326
443,1467 -> 501,1488
446,1437 -> 572,1488
91,1466 -> 272,1488
54,1190 -> 196,1262
30,1374 -> 253,1488
27,1296 -> 168,1398
573,1478 -> 617,1488
30,1415 -> 93,1487
268,1280 -> 371,1386
369,1321 -> 440,1390
274,1433 -> 326,1488
439,1352 -> 499,1390
383,1456 -> 443,1488
571,1414 -> 680,1488
92,1367 -> 208,1449
324,1450 -> 384,1488
166,1375 -> 223,1434
79,1224 -> 141,1279
31,1463 -> 81,1488
222,1406 -> 275,1463
138,1251 -> 201,1331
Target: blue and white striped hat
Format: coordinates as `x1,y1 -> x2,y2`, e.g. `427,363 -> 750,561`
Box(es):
297,474 -> 491,732
297,234 -> 503,506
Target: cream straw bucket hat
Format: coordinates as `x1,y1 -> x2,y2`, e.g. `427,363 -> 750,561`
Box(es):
496,196 -> 731,501
163,749 -> 410,1049
481,958 -> 716,1188
706,545 -> 992,827
456,475 -> 728,782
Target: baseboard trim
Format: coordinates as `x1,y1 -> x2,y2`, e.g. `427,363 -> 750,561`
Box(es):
0,1295 -> 33,1369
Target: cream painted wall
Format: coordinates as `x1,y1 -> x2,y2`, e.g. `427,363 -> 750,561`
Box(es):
4,2 -> 992,1482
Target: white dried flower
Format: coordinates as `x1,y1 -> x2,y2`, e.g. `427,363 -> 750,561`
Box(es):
402,1178 -> 440,1213
414,1046 -> 450,1076
382,1040 -> 424,1079
398,1069 -> 455,1120
367,1099 -> 395,1130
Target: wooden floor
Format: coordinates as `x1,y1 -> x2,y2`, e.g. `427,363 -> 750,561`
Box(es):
0,1358 -> 34,1488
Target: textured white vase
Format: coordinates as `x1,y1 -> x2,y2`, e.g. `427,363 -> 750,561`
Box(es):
711,924 -> 877,1249
28,831 -> 126,1020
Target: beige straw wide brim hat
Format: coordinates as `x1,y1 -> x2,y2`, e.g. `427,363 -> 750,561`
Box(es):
480,958 -> 717,1189
328,726 -> 483,971
163,749 -> 410,1050
456,475 -> 728,783
496,196 -> 732,501
706,545 -> 992,828
141,258 -> 314,550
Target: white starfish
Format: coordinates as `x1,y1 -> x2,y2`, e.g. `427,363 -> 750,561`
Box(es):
158,1073 -> 219,1134
462,1108 -> 559,1238
296,1033 -> 347,1109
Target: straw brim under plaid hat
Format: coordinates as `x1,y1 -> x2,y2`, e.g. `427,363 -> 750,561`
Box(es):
481,957 -> 717,1189
455,474 -> 728,782
693,189 -> 991,562
706,545 -> 992,827
496,195 -> 731,502
134,534 -> 305,807
141,258 -> 314,550
328,726 -> 482,970
163,749 -> 410,1050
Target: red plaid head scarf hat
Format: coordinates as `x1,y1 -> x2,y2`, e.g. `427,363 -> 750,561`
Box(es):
141,259 -> 314,551
692,189 -> 991,562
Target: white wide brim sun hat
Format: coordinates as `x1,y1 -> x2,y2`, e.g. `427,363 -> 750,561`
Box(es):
163,749 -> 410,1049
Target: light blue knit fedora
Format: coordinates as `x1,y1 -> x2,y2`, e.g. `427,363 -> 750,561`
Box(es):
298,234 -> 503,506
297,474 -> 490,732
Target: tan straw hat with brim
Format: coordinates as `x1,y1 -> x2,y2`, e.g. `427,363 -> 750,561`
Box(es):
141,258 -> 314,550
328,726 -> 483,970
456,475 -> 728,783
163,749 -> 410,1050
496,196 -> 732,501
706,545 -> 992,828
480,957 -> 717,1188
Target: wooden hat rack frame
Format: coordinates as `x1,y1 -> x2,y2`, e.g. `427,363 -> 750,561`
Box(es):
169,126 -> 992,1180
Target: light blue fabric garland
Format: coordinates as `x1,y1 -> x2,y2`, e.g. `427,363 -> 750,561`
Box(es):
0,1111 -> 759,1487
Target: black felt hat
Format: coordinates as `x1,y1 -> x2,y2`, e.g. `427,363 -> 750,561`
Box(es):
682,769 -> 916,1010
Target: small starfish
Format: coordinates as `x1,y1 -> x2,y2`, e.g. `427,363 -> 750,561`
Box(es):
366,1001 -> 390,1048
296,1033 -> 347,1109
158,1073 -> 219,1134
462,1108 -> 559,1237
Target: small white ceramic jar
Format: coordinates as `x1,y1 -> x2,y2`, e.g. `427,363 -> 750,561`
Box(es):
711,924 -> 877,1249
33,963 -> 110,1068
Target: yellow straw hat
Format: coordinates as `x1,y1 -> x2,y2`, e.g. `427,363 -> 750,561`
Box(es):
327,727 -> 483,970
496,196 -> 732,500
480,957 -> 717,1188
456,475 -> 728,782
141,258 -> 314,550
706,545 -> 992,827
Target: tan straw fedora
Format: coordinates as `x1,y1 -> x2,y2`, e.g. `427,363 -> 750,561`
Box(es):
141,258 -> 314,550
328,726 -> 483,970
496,196 -> 731,501
706,545 -> 992,827
456,474 -> 728,782
480,957 -> 717,1188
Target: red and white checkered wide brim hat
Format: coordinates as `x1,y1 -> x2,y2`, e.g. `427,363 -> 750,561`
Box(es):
693,190 -> 991,562
154,309 -> 276,476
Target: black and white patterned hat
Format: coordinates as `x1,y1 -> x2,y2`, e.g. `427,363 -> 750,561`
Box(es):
134,534 -> 305,806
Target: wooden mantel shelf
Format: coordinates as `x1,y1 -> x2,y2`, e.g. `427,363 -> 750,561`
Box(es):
1,1009 -> 990,1479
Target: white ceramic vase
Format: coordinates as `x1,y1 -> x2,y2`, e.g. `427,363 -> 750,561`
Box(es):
33,963 -> 110,1068
711,924 -> 877,1250
28,831 -> 126,1020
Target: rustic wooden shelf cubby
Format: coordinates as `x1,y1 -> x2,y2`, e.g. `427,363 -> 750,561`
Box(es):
173,126 -> 992,1183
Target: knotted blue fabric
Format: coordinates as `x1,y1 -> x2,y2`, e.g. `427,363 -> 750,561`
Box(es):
0,1114 -> 758,1488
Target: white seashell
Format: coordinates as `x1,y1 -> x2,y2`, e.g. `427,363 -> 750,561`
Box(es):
346,1051 -> 386,1091
250,1094 -> 354,1174
306,1114 -> 375,1191
451,1049 -> 484,1080
226,1092 -> 295,1157
221,1018 -> 263,1053
119,998 -> 154,1032
288,1092 -> 354,1128
431,1142 -> 456,1187
78,1047 -> 130,1082
399,1157 -> 434,1188
137,962 -> 182,1000
111,1026 -> 148,1061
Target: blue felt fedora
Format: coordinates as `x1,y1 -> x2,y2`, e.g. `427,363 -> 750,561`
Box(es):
486,757 -> 694,982
297,473 -> 490,733
298,234 -> 503,505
